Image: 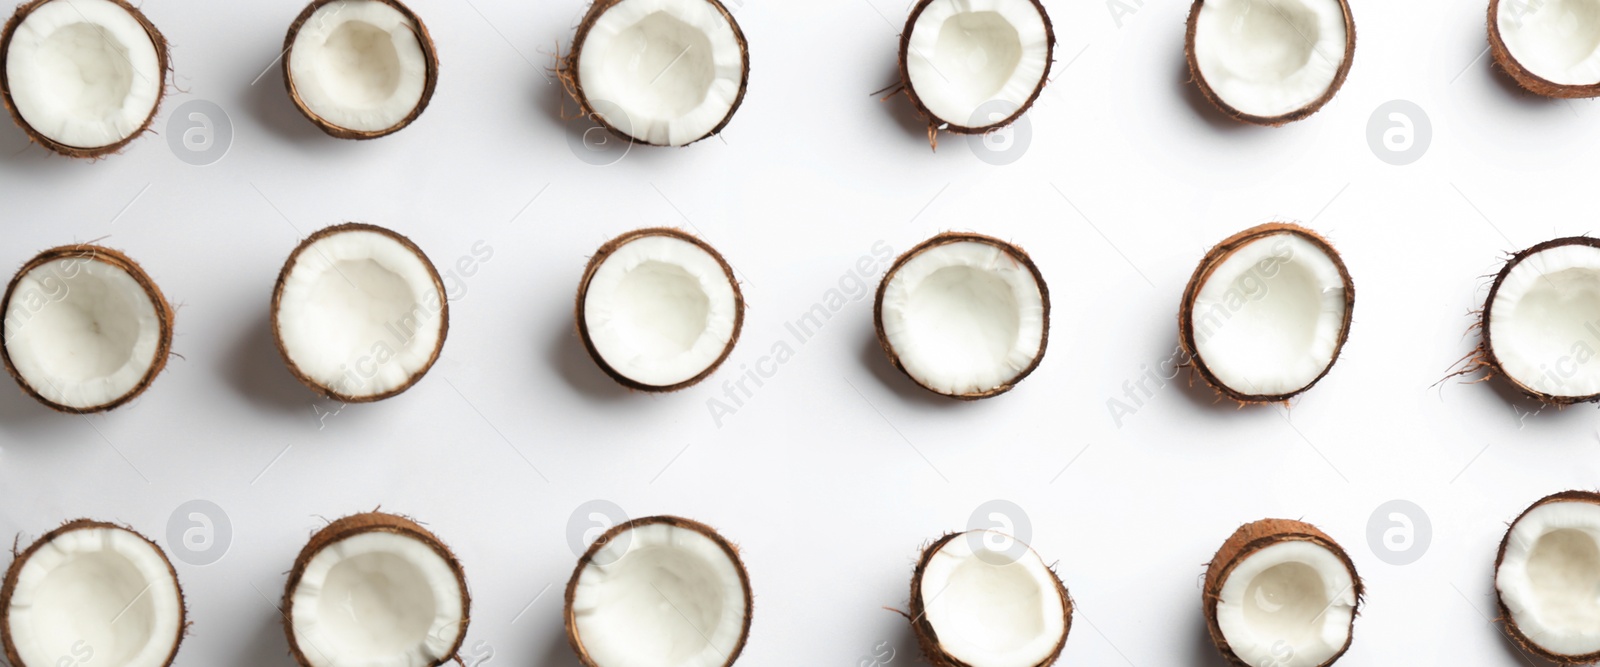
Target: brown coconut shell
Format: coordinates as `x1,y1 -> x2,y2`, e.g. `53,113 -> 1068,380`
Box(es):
282,511 -> 470,667
1,519 -> 188,667
270,222 -> 448,403
1476,236 -> 1600,405
1487,0 -> 1600,98
1178,222 -> 1354,404
0,244 -> 175,413
282,0 -> 439,140
895,0 -> 1055,147
1203,518 -> 1363,667
574,227 -> 744,393
1184,0 -> 1356,126
873,232 -> 1050,400
559,0 -> 749,147
564,515 -> 752,667
0,0 -> 169,158
908,531 -> 1072,667
1493,490 -> 1600,663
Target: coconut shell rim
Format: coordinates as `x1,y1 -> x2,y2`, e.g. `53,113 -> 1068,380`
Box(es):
895,0 -> 1056,135
281,0 -> 441,140
1478,236 -> 1600,405
1487,0 -> 1600,99
1492,490 -> 1600,663
907,530 -> 1072,667
1183,0 -> 1357,126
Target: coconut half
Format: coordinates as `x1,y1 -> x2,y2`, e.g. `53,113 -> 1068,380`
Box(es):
283,0 -> 438,139
272,223 -> 447,402
896,0 -> 1054,143
1,520 -> 186,667
1,244 -> 174,413
908,530 -> 1071,667
1185,0 -> 1355,125
1179,223 -> 1353,403
1476,237 -> 1600,404
562,0 -> 749,147
565,516 -> 752,667
874,233 -> 1048,399
1489,0 -> 1600,97
282,512 -> 469,667
577,228 -> 743,392
1204,519 -> 1361,667
0,0 -> 167,157
1495,491 -> 1600,663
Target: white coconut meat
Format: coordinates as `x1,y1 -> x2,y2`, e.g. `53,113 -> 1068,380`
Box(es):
1188,231 -> 1347,398
582,233 -> 739,389
1213,541 -> 1357,667
288,531 -> 465,667
575,0 -> 746,146
568,521 -> 748,667
903,0 -> 1051,128
4,525 -> 183,667
1487,242 -> 1600,399
288,0 -> 429,133
878,239 -> 1046,397
917,531 -> 1067,667
1496,0 -> 1600,86
275,226 -> 445,400
1190,0 -> 1348,118
3,0 -> 162,149
1498,499 -> 1600,657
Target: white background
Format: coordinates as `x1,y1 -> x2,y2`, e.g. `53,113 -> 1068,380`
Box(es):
1,0 -> 1598,665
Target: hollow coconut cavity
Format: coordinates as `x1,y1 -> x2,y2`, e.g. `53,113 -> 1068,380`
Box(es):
1204,519 -> 1361,667
896,0 -> 1054,146
875,233 -> 1047,399
1496,491 -> 1600,663
1179,223 -> 1353,403
284,0 -> 437,139
283,512 -> 469,667
0,245 -> 173,413
1,520 -> 186,667
562,0 -> 749,147
1475,237 -> 1600,404
1185,0 -> 1355,125
1490,0 -> 1600,97
909,530 -> 1071,667
565,515 -> 751,667
577,228 -> 743,392
272,223 -> 447,402
0,0 -> 167,157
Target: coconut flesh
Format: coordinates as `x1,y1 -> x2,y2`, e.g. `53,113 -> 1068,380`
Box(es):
1482,238 -> 1600,403
1187,0 -> 1353,123
1,245 -> 172,413
1496,492 -> 1600,661
566,516 -> 751,667
1,521 -> 185,667
569,0 -> 748,147
1491,0 -> 1600,95
875,233 -> 1047,399
273,223 -> 447,402
910,530 -> 1070,667
1181,224 -> 1352,402
1205,520 -> 1359,667
899,0 -> 1053,133
1,0 -> 165,155
578,229 -> 742,392
285,0 -> 435,138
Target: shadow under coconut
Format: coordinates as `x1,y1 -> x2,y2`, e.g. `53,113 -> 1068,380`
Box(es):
536,634 -> 584,667
1186,614 -> 1233,667
1486,58 -> 1570,112
546,324 -> 632,403
0,377 -> 66,433
243,66 -> 336,146
856,331 -> 971,410
1174,55 -> 1257,135
225,311 -> 315,415
1478,371 -> 1592,428
873,61 -> 941,146
237,611 -> 298,667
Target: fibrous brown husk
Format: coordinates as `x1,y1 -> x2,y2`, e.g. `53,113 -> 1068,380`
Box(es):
282,0 -> 439,139
1471,236 -> 1600,405
0,244 -> 175,413
1184,0 -> 1356,126
1487,0 -> 1600,98
907,531 -> 1072,667
1494,490 -> 1600,664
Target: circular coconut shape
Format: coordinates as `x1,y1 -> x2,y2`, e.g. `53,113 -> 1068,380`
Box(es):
1203,519 -> 1362,667
1495,491 -> 1600,663
576,228 -> 743,392
283,0 -> 438,139
1489,0 -> 1600,98
1179,223 -> 1354,404
874,232 -> 1048,400
908,530 -> 1071,667
0,0 -> 168,157
897,0 -> 1055,142
1185,0 -> 1355,126
1,519 -> 186,667
0,244 -> 174,413
271,222 -> 448,403
1478,236 -> 1600,404
561,0 -> 749,147
282,512 -> 469,667
565,515 -> 752,667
